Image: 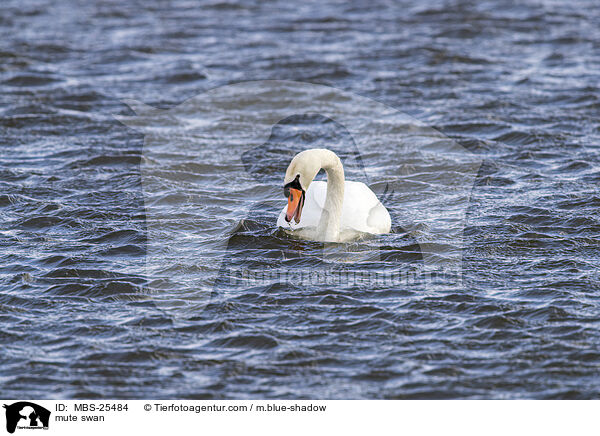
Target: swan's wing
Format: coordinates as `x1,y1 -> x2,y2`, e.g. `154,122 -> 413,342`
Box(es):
367,201 -> 392,233
341,181 -> 391,234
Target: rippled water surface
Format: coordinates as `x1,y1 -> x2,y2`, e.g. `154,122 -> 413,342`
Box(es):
2,0 -> 600,399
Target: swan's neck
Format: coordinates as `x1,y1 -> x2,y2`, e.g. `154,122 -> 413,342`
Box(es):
316,151 -> 345,242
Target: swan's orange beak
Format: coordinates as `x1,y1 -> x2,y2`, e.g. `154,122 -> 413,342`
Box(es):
285,188 -> 304,224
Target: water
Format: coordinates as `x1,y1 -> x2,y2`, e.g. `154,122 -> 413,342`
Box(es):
1,0 -> 600,399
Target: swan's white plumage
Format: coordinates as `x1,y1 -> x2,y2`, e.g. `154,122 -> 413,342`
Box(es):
277,180 -> 391,242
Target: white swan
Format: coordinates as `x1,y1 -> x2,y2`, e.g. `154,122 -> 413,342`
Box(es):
277,149 -> 391,242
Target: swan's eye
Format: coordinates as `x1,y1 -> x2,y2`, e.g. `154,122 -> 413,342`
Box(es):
283,175 -> 301,198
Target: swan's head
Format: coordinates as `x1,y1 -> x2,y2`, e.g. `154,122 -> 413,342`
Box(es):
283,149 -> 323,223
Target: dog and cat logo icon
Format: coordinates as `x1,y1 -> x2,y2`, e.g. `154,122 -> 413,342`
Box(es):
3,402 -> 50,433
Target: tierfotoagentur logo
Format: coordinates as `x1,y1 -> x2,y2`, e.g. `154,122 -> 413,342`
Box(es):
116,80 -> 481,321
3,402 -> 50,434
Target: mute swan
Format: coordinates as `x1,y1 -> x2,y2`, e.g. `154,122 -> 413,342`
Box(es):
277,149 -> 391,242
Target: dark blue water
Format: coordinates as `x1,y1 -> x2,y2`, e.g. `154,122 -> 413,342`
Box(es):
1,0 -> 600,399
